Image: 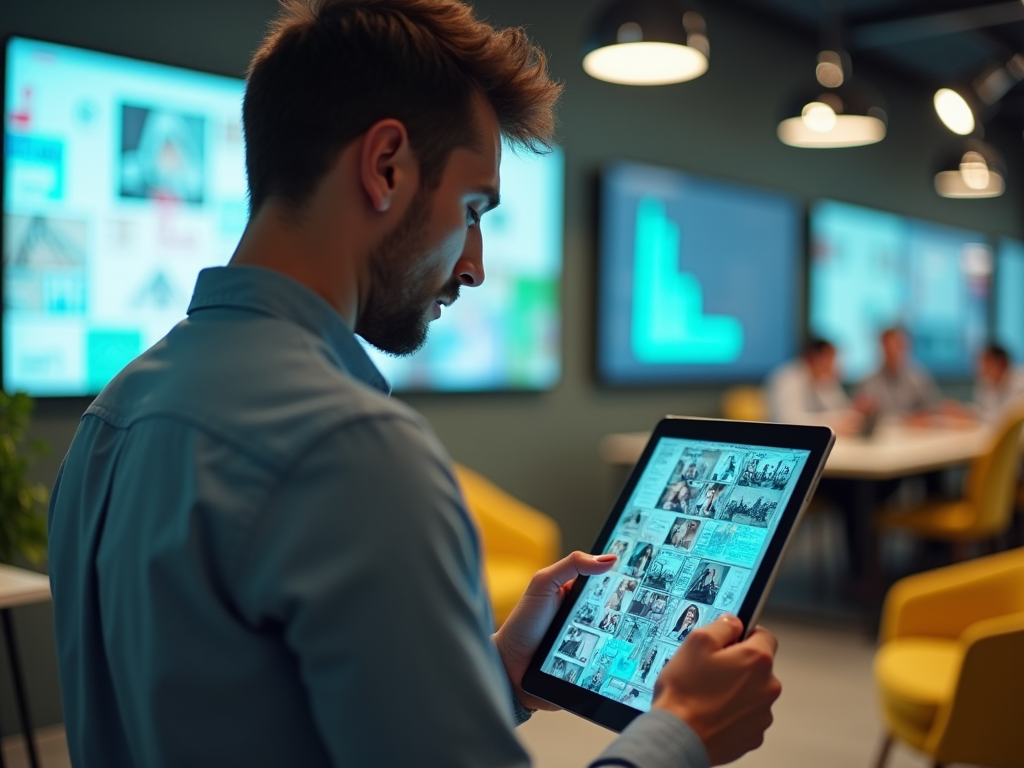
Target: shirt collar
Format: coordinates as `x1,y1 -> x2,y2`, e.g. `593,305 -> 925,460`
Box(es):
187,266 -> 390,395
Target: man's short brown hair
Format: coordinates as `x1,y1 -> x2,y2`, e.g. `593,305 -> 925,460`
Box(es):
244,0 -> 562,215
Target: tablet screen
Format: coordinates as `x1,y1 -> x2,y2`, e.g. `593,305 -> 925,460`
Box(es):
538,436 -> 810,712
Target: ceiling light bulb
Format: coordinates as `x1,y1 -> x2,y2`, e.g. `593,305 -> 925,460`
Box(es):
816,51 -> 844,88
801,101 -> 837,132
960,151 -> 990,189
617,22 -> 642,43
934,88 -> 975,135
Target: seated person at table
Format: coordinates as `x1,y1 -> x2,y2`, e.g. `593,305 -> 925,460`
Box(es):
856,328 -> 939,420
766,337 -> 860,433
973,343 -> 1024,423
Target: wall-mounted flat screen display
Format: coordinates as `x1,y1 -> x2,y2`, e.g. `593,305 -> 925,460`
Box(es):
4,37 -> 564,396
362,146 -> 564,392
597,162 -> 801,385
3,36 -> 248,396
996,238 -> 1024,365
809,200 -> 991,382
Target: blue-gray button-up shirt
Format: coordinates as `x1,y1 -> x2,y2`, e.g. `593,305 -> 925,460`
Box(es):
48,266 -> 707,768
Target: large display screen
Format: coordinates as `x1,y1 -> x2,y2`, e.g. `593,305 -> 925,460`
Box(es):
809,199 -> 991,382
539,435 -> 809,711
597,162 -> 802,385
361,146 -> 563,392
996,238 -> 1024,365
3,36 -> 248,396
4,36 -> 564,396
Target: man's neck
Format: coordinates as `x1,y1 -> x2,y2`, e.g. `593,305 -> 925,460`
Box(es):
229,202 -> 361,329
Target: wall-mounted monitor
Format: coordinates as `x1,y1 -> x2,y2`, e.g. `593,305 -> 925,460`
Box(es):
596,161 -> 802,385
362,146 -> 564,392
809,199 -> 991,382
3,36 -> 247,397
4,36 -> 565,396
996,238 -> 1024,365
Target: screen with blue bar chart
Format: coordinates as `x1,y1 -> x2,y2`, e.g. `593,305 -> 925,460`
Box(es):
809,200 -> 991,382
597,162 -> 801,385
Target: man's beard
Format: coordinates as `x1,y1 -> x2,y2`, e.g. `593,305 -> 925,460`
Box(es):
356,187 -> 460,357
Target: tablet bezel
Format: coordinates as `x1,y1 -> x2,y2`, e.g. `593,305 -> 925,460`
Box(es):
521,415 -> 835,732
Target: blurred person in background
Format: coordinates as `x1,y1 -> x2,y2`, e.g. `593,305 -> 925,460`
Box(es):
766,337 -> 861,434
855,327 -> 940,422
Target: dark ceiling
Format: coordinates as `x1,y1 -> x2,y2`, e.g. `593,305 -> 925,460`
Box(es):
733,0 -> 1024,124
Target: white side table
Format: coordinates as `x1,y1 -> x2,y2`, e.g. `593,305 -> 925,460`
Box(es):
0,564 -> 51,768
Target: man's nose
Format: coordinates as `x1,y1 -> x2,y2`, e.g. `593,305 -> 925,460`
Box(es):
457,230 -> 485,287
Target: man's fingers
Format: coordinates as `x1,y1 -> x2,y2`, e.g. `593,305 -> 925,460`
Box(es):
688,613 -> 744,650
527,551 -> 617,597
742,626 -> 779,657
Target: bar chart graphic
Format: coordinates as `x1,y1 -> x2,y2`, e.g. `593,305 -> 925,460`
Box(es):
631,197 -> 744,364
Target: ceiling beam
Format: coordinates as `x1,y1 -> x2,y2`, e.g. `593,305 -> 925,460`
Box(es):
849,2 -> 1024,49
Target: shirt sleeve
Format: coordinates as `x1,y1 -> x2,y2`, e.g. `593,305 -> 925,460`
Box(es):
590,711 -> 710,768
230,412 -> 530,768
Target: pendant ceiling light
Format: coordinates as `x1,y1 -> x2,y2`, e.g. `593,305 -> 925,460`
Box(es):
777,49 -> 887,148
934,139 -> 1005,199
582,0 -> 709,86
934,55 -> 1024,137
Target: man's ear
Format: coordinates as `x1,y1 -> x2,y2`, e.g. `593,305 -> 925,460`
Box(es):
359,119 -> 417,214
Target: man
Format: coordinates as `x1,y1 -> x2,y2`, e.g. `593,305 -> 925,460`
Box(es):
856,327 -> 939,419
47,2 -> 780,767
766,337 -> 861,433
973,343 -> 1024,423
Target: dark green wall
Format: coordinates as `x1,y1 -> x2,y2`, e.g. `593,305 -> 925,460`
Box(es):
2,0 -> 1022,736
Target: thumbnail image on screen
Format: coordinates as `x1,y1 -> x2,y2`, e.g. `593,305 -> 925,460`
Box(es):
809,199 -> 991,382
3,36 -> 248,396
596,162 -> 801,385
996,238 -> 1024,366
361,146 -> 564,392
540,437 -> 809,712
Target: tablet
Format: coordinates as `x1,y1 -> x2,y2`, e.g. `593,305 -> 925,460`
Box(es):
522,416 -> 835,732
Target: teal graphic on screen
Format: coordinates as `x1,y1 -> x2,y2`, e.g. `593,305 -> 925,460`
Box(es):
632,197 -> 743,364
808,200 -> 991,382
598,162 -> 800,385
539,437 -> 809,711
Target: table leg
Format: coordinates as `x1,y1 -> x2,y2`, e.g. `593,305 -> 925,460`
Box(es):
0,699 -> 7,768
856,480 -> 883,637
1,609 -> 41,768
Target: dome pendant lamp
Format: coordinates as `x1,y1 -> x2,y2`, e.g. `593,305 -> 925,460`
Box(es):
934,138 -> 1005,198
582,0 -> 710,86
777,49 -> 887,148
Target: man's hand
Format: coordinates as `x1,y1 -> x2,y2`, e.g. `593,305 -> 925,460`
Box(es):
493,551 -> 617,711
653,615 -> 781,765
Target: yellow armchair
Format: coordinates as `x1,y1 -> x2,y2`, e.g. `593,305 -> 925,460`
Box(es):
873,547 -> 1024,768
452,463 -> 562,628
720,385 -> 769,422
877,407 -> 1024,547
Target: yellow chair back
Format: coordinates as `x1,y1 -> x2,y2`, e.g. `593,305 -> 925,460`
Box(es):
720,386 -> 769,422
963,407 -> 1024,538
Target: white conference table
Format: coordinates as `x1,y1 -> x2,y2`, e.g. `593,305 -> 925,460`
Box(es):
0,564 -> 51,768
599,421 -> 992,480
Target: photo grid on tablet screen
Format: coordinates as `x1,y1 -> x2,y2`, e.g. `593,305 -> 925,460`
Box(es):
540,437 -> 810,712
